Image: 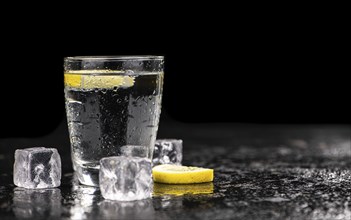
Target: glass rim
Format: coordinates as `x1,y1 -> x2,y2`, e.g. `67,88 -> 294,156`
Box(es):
64,55 -> 164,62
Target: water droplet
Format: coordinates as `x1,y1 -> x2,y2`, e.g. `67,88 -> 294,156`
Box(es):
125,70 -> 134,75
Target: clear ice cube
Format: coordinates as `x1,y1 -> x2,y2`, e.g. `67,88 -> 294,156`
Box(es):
13,147 -> 61,189
99,156 -> 153,201
153,139 -> 183,166
120,145 -> 148,158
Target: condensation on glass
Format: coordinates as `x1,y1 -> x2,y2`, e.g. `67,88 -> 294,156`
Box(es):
64,56 -> 164,186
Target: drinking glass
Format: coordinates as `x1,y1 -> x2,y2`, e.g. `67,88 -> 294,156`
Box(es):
64,56 -> 164,186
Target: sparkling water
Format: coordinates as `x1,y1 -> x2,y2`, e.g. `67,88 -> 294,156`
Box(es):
64,72 -> 163,186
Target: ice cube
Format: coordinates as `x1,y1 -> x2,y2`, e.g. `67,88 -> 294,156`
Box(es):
120,145 -> 148,158
153,139 -> 183,166
99,156 -> 153,201
13,147 -> 61,189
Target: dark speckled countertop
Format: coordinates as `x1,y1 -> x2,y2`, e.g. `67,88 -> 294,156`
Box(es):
0,120 -> 350,220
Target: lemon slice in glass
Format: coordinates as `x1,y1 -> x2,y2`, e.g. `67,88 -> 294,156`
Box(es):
152,164 -> 214,184
64,71 -> 135,89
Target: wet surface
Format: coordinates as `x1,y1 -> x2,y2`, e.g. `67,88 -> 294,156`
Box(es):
0,123 -> 350,219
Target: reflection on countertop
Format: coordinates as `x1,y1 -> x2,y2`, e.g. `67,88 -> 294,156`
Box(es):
13,188 -> 62,219
0,124 -> 350,219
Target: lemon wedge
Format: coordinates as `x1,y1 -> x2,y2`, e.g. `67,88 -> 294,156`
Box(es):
64,72 -> 135,89
152,164 -> 214,184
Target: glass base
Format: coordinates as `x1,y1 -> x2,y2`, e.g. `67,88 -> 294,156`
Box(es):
75,164 -> 100,187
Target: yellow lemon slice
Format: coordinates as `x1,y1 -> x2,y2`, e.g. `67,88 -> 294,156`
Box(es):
153,182 -> 214,196
64,71 -> 135,89
152,164 -> 214,184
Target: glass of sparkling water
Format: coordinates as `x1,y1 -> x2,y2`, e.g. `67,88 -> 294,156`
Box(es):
64,56 -> 164,186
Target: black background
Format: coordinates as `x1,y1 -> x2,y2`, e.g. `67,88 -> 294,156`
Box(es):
0,13 -> 348,138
